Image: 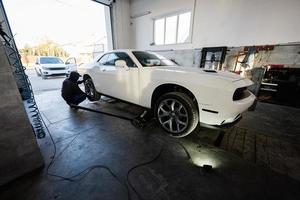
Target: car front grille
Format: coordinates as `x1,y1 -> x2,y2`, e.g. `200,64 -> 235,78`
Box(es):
48,67 -> 66,70
233,87 -> 251,101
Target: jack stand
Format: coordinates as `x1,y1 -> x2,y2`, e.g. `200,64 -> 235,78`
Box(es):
70,104 -> 152,129
131,110 -> 153,129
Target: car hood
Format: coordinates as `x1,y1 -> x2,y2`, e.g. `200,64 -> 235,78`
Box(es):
40,64 -> 66,68
153,65 -> 244,82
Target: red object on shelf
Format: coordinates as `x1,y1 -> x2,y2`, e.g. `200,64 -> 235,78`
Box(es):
234,70 -> 242,74
269,64 -> 284,69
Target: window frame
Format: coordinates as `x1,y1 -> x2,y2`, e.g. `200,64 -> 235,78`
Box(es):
97,53 -> 110,65
153,10 -> 193,46
97,52 -> 137,68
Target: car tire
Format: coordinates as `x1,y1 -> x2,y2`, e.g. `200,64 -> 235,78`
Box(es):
84,77 -> 101,101
154,92 -> 199,138
41,74 -> 47,79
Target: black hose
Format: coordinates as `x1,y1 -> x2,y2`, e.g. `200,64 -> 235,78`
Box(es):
1,27 -> 45,139
42,115 -> 133,199
126,147 -> 164,200
42,105 -> 190,200
71,104 -> 133,121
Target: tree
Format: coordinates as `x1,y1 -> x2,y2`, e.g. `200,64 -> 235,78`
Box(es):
20,40 -> 69,57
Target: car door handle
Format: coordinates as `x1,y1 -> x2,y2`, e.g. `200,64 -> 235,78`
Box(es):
101,69 -> 106,72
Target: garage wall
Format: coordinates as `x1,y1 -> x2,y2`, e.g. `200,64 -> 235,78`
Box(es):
0,43 -> 44,186
129,0 -> 194,50
0,2 -> 44,186
127,0 -> 300,50
111,0 -> 131,49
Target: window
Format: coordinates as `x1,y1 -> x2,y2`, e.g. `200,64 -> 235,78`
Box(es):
65,57 -> 76,65
154,11 -> 191,45
114,52 -> 135,67
132,51 -> 176,67
165,15 -> 177,44
154,18 -> 165,45
40,57 -> 63,64
177,12 -> 191,43
98,54 -> 109,65
105,53 -> 118,66
100,52 -> 135,67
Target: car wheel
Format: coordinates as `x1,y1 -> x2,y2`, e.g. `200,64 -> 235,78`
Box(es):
154,92 -> 199,138
84,77 -> 101,101
41,74 -> 47,79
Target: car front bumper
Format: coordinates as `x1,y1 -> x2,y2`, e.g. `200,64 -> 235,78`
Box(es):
41,69 -> 68,76
198,92 -> 256,126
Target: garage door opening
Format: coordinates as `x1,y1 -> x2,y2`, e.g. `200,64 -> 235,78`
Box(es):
3,0 -> 112,93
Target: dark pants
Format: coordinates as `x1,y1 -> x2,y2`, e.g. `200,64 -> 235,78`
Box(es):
67,93 -> 87,105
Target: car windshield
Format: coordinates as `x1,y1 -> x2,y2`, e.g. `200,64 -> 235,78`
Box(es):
40,57 -> 63,64
132,51 -> 176,67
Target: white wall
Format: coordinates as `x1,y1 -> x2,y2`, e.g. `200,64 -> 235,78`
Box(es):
125,0 -> 300,50
129,0 -> 195,50
111,0 -> 131,49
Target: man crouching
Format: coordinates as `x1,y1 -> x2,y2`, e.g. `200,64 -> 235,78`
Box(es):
61,72 -> 87,106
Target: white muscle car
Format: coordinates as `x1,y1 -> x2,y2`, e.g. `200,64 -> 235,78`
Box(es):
78,50 -> 255,137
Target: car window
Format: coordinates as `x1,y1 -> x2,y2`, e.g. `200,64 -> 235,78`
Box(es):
115,52 -> 135,67
98,54 -> 109,65
102,52 -> 135,67
105,53 -> 119,66
40,57 -> 63,64
66,57 -> 76,64
132,51 -> 176,67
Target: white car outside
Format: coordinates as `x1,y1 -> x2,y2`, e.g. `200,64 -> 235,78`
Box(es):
34,56 -> 68,79
78,49 -> 256,137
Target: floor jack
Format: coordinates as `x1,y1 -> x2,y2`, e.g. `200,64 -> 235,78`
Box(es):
70,104 -> 152,129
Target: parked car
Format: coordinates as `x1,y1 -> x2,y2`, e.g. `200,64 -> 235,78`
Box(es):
78,50 -> 255,137
34,56 -> 68,79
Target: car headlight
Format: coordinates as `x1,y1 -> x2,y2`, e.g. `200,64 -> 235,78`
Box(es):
41,66 -> 49,70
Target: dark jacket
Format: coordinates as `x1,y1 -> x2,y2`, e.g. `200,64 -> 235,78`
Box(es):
61,73 -> 85,103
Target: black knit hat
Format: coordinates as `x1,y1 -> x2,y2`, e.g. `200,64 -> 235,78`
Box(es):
68,71 -> 81,82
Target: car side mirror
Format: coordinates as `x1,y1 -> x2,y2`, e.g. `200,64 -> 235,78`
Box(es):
35,62 -> 39,65
65,61 -> 70,65
115,60 -> 129,70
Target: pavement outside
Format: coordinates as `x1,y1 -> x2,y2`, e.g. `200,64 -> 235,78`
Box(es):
0,70 -> 299,200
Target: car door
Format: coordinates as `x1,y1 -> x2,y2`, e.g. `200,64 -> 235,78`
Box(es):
34,58 -> 42,72
97,52 -> 140,104
65,57 -> 77,72
91,53 -> 110,92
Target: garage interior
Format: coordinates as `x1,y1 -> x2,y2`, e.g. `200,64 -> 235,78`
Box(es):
0,0 -> 300,200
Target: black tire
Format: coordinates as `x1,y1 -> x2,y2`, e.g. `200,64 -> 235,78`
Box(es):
41,74 -> 47,79
154,92 -> 199,138
84,77 -> 101,101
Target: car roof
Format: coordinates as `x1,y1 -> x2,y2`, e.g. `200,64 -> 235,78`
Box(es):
104,49 -> 146,53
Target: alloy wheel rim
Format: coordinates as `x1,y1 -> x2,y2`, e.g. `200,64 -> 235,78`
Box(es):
157,99 -> 188,134
85,79 -> 95,97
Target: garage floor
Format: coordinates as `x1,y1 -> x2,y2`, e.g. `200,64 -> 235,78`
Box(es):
0,76 -> 300,199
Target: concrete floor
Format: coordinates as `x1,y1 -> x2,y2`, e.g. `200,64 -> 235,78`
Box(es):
0,72 -> 300,200
26,69 -> 66,94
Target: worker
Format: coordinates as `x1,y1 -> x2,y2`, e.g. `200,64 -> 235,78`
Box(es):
61,71 -> 87,106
